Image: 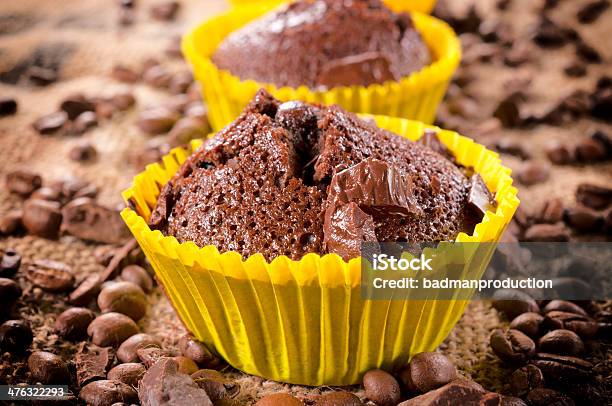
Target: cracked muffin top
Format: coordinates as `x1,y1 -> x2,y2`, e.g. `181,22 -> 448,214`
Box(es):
149,90 -> 495,261
212,0 -> 431,89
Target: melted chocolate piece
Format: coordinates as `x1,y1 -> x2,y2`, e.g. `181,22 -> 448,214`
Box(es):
467,174 -> 497,217
324,202 -> 378,261
317,52 -> 394,88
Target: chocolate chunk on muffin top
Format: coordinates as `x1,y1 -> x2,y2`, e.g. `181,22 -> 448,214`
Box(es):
211,0 -> 431,89
149,89 -> 495,261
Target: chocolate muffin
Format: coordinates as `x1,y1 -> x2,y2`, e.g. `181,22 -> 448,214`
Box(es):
149,90 -> 495,261
211,0 -> 431,89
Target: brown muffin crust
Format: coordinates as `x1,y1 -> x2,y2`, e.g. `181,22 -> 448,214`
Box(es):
150,90 -> 483,261
211,0 -> 431,89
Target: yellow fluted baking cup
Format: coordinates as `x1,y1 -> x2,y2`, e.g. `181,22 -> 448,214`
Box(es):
182,2 -> 459,131
228,0 -> 437,15
121,117 -> 519,385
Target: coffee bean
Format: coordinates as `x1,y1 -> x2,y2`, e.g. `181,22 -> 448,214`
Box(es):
139,358 -> 213,406
0,210 -> 23,236
120,265 -> 153,293
173,356 -> 199,375
576,183 -> 612,210
0,320 -> 33,353
546,141 -> 576,164
28,351 -> 70,384
0,97 -> 18,116
576,138 -> 608,161
169,71 -> 193,94
533,17 -> 571,47
531,353 -> 592,382
509,312 -> 544,338
54,307 -> 95,340
363,369 -> 401,406
538,329 -> 584,355
68,140 -> 98,162
27,66 -> 58,86
399,352 -> 456,394
576,40 -> 601,63
80,380 -> 138,406
524,223 -> 570,242
61,198 -> 130,244
1,249 -> 22,278
314,391 -> 362,405
98,281 -> 147,321
0,278 -> 21,310
110,91 -> 136,111
168,117 -> 208,148
544,311 -> 599,338
117,333 -> 161,363
537,198 -> 564,224
564,205 -> 602,232
178,334 -> 220,368
493,94 -> 521,127
491,289 -> 539,319
517,161 -> 550,185
150,1 -> 180,21
137,347 -> 174,368
95,100 -> 117,119
69,274 -> 101,306
22,199 -> 62,239
60,94 -> 95,120
590,129 -> 612,154
192,369 -> 239,402
71,111 -> 98,135
184,102 -> 207,121
6,170 -> 42,196
490,329 -> 536,364
526,388 -> 574,406
111,64 -> 139,83
75,342 -> 112,386
578,0 -> 610,23
107,363 -> 146,387
31,187 -> 62,202
256,393 -> 302,406
138,107 -> 180,135
143,65 -> 172,88
26,259 -> 74,291
32,111 -> 68,135
494,138 -> 530,160
543,300 -> 588,316
87,312 -> 139,347
564,61 -> 587,77
510,365 -> 544,397
397,379 -> 493,406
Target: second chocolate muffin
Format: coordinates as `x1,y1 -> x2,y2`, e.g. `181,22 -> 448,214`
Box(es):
211,0 -> 431,89
149,90 -> 495,261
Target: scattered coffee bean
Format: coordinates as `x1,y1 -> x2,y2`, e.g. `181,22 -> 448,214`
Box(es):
61,198 -> 130,244
0,98 -> 18,116
590,129 -> 612,154
6,170 -> 42,196
31,187 -> 62,202
544,301 -> 587,316
28,351 -> 70,384
578,0 -> 610,23
173,356 -> 199,375
538,329 -> 584,355
27,66 -> 58,86
108,363 -> 146,387
87,312 -> 139,347
564,205 -> 602,232
96,100 -> 117,119
544,311 -> 599,338
0,210 -> 23,236
71,111 -> 98,135
537,198 -> 564,224
576,39 -> 601,63
69,274 -> 101,306
533,17 -> 571,48
111,64 -> 140,83
111,91 -> 136,111
0,320 -> 33,353
98,281 -> 147,321
75,342 -> 112,386
363,369 -> 401,406
524,223 -> 570,242
576,183 -> 611,209
493,94 -> 522,127
546,141 -> 576,164
517,161 -> 550,185
26,259 -> 74,291
509,312 -> 544,338
526,388 -> 574,406
0,278 -> 22,310
576,137 -> 608,161
192,369 -> 240,402
150,1 -> 180,21
138,107 -> 180,135
60,94 -> 95,120
493,138 -> 530,160
184,102 -> 207,121
0,249 -> 22,278
137,347 -> 174,368
143,65 -> 172,88
169,71 -> 193,94
69,140 -> 98,162
491,289 -> 539,319
564,61 -> 587,77
120,265 -> 153,293
256,393 -> 302,406
80,380 -> 138,406
139,358 -> 213,406
531,353 -> 592,382
22,199 -> 63,239
490,329 -> 536,364
397,379 -> 490,406
117,333 -> 161,363
399,352 -> 456,394
510,365 -> 544,397
168,117 -> 208,147
178,334 -> 220,368
32,111 -> 68,135
314,391 -> 361,406
54,307 -> 95,340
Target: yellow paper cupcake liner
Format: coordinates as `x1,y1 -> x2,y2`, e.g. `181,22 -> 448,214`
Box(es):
227,0 -> 437,15
121,117 -> 519,385
182,2 -> 459,131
